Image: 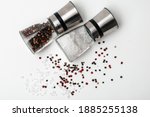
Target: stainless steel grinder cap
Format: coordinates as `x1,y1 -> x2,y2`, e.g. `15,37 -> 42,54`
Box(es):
48,1 -> 83,34
85,8 -> 119,41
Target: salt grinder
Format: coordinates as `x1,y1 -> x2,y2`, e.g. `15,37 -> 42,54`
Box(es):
56,8 -> 119,62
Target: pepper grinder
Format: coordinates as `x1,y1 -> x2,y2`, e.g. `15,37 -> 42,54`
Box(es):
19,1 -> 83,53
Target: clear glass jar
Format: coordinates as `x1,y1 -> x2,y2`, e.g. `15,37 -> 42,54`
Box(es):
20,21 -> 57,53
56,8 -> 119,62
57,26 -> 94,62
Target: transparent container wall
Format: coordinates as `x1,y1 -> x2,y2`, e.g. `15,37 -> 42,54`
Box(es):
56,26 -> 94,62
19,21 -> 57,53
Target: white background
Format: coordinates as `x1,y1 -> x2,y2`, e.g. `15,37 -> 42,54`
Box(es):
0,0 -> 150,99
